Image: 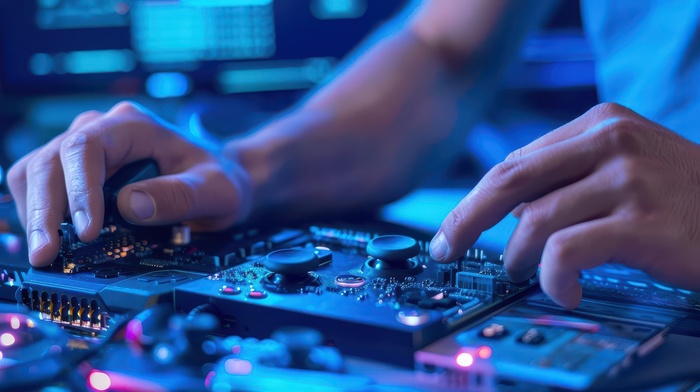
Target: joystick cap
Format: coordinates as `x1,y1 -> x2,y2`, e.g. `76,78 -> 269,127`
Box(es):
366,235 -> 420,261
264,249 -> 319,275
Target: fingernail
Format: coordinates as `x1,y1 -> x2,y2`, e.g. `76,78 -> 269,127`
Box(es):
130,191 -> 155,220
73,210 -> 90,236
29,230 -> 49,254
430,231 -> 449,261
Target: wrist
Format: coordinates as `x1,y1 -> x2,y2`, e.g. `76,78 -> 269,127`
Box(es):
223,112 -> 314,222
216,152 -> 256,224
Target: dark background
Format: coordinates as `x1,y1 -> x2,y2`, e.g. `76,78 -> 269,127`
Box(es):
0,0 -> 598,192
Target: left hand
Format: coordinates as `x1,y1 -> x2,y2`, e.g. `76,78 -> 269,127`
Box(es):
429,102 -> 700,309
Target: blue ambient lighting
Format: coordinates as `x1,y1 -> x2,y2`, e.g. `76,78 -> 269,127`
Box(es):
310,0 -> 367,19
218,58 -> 334,93
29,53 -> 53,76
146,73 -> 191,98
64,50 -> 136,74
132,0 -> 275,64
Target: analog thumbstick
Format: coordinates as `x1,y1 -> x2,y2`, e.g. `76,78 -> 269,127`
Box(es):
264,249 -> 319,276
366,235 -> 420,261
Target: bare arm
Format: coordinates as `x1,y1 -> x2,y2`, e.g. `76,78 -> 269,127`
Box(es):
225,0 -> 553,223
8,0 -> 553,266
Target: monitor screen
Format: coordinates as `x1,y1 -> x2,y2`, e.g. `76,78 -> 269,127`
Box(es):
0,0 -> 406,97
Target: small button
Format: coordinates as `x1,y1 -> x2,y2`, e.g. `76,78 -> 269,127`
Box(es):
334,275 -> 366,288
518,328 -> 546,345
480,323 -> 508,339
220,286 -> 242,295
247,290 -> 268,299
396,310 -> 430,326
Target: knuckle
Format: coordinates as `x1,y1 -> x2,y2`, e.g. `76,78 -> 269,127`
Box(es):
591,102 -> 629,118
488,158 -> 530,191
505,148 -> 523,161
545,231 -> 575,263
444,204 -> 470,234
60,132 -> 101,179
7,162 -> 27,192
71,110 -> 101,126
108,101 -> 143,116
518,203 -> 547,239
610,158 -> 657,217
26,154 -> 57,179
611,157 -> 648,194
596,118 -> 642,154
61,131 -> 93,156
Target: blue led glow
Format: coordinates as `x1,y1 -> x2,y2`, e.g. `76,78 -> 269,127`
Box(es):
218,58 -> 334,93
64,49 -> 136,74
88,371 -> 111,391
182,0 -> 272,5
153,344 -> 174,364
29,53 -> 53,76
36,0 -> 130,29
653,283 -> 674,292
310,0 -> 367,19
146,72 -> 191,98
132,0 -> 275,64
0,333 -> 15,347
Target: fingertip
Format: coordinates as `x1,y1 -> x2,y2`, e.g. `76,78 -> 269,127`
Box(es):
72,210 -> 102,243
511,203 -> 527,219
505,264 -> 539,284
429,231 -> 450,262
541,279 -> 582,310
28,229 -> 59,267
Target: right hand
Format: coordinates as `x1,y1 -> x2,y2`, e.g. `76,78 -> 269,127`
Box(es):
8,101 -> 252,267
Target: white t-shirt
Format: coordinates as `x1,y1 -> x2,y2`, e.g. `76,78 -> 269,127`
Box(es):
581,0 -> 700,139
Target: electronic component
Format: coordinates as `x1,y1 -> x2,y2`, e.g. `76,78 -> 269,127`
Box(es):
17,224 -> 304,334
416,292 -> 684,390
174,228 -> 537,367
0,234 -> 28,303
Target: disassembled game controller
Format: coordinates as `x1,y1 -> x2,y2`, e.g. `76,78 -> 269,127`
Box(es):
3,159 -> 698,390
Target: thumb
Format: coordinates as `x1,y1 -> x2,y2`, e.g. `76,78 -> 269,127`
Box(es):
116,163 -> 249,230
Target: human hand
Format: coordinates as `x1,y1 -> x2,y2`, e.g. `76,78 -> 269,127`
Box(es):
430,103 -> 700,309
8,101 -> 251,267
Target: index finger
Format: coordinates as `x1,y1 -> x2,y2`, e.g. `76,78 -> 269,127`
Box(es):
506,102 -> 636,160
59,102 -> 184,242
430,131 -> 603,263
429,104 -> 642,263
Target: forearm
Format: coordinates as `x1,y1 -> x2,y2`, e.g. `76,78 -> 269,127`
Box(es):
225,0 -> 555,223
226,28 -> 459,222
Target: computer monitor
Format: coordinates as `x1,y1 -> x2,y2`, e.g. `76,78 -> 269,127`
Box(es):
0,0 -> 406,98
